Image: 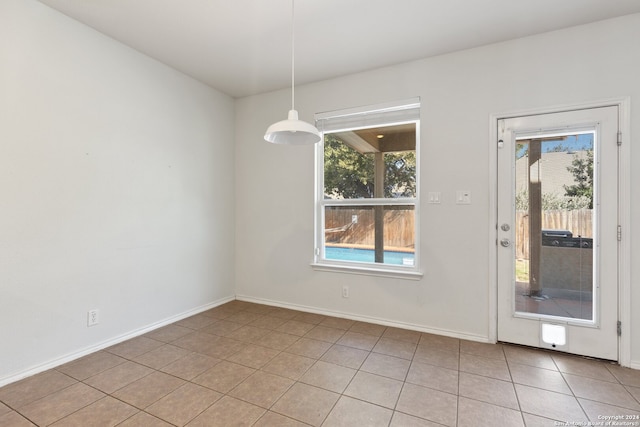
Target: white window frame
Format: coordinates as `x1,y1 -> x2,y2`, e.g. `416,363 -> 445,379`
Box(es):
312,98 -> 422,280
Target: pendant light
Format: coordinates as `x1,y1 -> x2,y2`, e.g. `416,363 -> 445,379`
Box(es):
264,0 -> 321,145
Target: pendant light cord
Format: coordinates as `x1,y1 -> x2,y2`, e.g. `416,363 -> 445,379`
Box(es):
291,0 -> 295,111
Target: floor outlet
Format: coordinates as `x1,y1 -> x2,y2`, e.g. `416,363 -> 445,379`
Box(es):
342,286 -> 349,298
87,309 -> 99,327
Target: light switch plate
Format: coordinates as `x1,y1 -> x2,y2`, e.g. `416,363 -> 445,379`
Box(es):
456,190 -> 471,204
428,192 -> 441,204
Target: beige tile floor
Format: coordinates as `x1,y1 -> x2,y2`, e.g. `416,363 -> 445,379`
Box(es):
1,300 -> 640,426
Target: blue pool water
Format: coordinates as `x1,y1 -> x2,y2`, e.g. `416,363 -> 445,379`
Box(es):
325,246 -> 414,266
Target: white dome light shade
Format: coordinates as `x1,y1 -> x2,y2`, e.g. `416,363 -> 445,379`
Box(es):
264,0 -> 320,146
264,109 -> 321,145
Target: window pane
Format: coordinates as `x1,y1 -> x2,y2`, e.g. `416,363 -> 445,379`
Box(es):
324,205 -> 415,266
383,205 -> 415,266
324,136 -> 375,199
324,123 -> 416,200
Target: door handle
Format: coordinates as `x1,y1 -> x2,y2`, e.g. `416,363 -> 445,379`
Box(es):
500,238 -> 511,247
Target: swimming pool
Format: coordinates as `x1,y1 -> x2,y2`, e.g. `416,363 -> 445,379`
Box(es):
325,246 -> 415,266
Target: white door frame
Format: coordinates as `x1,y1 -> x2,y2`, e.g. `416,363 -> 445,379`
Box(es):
488,97 -> 631,367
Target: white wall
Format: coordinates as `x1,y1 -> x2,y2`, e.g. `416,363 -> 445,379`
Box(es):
236,15 -> 640,362
0,0 -> 236,384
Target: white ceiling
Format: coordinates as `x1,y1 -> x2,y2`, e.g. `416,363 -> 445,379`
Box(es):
38,0 -> 640,98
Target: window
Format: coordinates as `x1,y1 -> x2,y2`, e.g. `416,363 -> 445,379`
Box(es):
313,99 -> 420,277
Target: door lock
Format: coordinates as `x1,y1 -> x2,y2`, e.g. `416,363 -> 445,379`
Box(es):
501,224 -> 510,232
500,238 -> 511,247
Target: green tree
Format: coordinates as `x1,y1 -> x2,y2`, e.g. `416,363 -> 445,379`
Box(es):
324,135 -> 416,199
384,151 -> 416,198
546,142 -> 571,152
515,190 -> 591,211
564,150 -> 593,209
324,135 -> 374,198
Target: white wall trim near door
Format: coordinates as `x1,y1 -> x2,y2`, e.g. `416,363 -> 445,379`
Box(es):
488,97 -> 631,367
0,296 -> 235,388
235,294 -> 490,344
617,97 -> 632,368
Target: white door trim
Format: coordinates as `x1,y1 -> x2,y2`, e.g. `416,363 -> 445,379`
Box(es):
488,97 -> 631,367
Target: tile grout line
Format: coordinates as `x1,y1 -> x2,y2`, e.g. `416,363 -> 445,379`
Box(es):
502,346 -> 528,427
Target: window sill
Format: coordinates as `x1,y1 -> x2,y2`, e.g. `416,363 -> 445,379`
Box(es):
311,262 -> 423,280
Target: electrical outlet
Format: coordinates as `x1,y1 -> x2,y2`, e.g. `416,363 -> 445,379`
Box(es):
87,309 -> 99,327
342,285 -> 349,298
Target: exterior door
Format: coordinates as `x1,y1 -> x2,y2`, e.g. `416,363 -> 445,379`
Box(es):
497,106 -> 619,360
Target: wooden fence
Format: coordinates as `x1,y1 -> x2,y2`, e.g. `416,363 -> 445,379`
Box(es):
325,207 -> 592,257
325,207 -> 414,250
515,210 -> 593,259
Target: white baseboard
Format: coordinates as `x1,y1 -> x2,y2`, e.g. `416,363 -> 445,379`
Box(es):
0,295 -> 235,388
629,360 -> 640,370
6,293 -> 632,389
235,294 -> 490,344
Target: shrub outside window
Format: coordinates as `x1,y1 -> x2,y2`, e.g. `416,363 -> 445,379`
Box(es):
314,99 -> 420,276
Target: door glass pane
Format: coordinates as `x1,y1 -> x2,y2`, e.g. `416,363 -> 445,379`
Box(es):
514,133 -> 595,321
